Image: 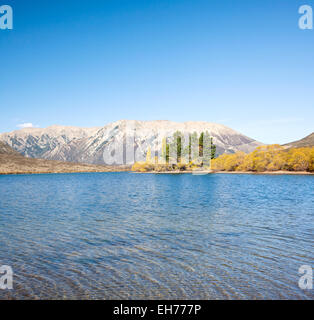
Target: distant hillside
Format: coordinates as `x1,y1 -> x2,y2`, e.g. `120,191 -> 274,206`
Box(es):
283,133 -> 314,148
0,141 -> 129,174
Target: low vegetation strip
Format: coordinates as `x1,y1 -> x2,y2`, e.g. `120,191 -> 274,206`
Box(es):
211,145 -> 314,173
132,145 -> 314,174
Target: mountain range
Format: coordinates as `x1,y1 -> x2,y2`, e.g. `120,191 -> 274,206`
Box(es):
0,120 -> 263,165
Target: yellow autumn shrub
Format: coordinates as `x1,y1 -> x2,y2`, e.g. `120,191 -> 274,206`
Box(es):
212,145 -> 314,172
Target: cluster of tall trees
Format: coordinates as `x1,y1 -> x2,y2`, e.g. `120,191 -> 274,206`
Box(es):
211,145 -> 314,172
159,131 -> 216,165
133,131 -> 216,172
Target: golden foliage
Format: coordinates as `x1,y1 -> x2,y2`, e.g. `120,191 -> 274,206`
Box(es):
211,145 -> 314,172
146,147 -> 152,164
131,162 -> 154,172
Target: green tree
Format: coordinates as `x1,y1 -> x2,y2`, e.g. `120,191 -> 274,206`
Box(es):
166,144 -> 170,164
188,134 -> 192,163
170,131 -> 183,164
199,132 -> 204,157
211,138 -> 216,159
173,131 -> 182,163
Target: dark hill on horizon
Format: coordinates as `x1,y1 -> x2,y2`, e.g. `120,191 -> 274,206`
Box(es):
283,132 -> 314,148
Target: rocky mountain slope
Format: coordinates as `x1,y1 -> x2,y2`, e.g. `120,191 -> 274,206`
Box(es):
0,141 -> 22,156
0,141 -> 129,174
283,132 -> 314,148
0,120 -> 263,165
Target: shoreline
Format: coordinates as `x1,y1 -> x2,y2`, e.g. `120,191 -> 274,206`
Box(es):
214,170 -> 314,175
133,170 -> 314,175
134,171 -> 215,175
0,170 -> 129,176
1,169 -> 313,176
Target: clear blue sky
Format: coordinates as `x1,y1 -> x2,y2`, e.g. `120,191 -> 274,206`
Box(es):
1,0 -> 313,144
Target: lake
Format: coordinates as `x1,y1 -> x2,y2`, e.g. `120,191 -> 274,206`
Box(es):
0,172 -> 313,299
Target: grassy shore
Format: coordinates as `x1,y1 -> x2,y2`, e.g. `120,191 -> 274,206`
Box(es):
0,154 -> 130,175
2,154 -> 313,175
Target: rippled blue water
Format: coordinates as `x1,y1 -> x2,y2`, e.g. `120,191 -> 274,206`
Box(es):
0,172 -> 313,299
